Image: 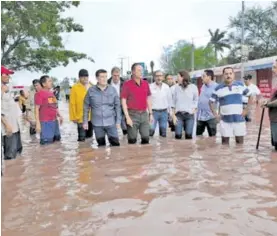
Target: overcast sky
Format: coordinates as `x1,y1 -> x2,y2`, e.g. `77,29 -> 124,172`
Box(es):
11,0 -> 271,85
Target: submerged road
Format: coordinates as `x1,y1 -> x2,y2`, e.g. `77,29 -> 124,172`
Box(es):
2,101 -> 277,236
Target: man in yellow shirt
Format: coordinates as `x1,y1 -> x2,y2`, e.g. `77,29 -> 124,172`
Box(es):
69,69 -> 93,141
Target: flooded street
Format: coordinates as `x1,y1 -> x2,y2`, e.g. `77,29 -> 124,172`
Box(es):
2,102 -> 277,236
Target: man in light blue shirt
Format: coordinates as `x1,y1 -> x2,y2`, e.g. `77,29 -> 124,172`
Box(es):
197,69 -> 218,137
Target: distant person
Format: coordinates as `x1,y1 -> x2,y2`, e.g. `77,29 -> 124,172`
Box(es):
197,70 -> 218,137
149,70 -> 172,137
26,79 -> 42,135
83,69 -> 121,147
262,59 -> 277,151
171,70 -> 199,140
209,67 -> 252,145
107,67 -> 127,135
35,75 -> 63,145
1,66 -> 23,160
165,74 -> 175,87
69,69 -> 93,142
53,86 -> 61,101
121,63 -> 153,145
243,74 -> 261,122
65,87 -> 70,102
19,90 -> 27,113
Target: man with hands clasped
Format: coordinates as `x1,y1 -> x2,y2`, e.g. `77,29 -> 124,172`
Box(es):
209,67 -> 252,145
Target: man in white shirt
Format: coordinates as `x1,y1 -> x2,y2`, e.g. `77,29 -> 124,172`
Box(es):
107,67 -> 127,135
243,74 -> 262,122
150,70 -> 172,137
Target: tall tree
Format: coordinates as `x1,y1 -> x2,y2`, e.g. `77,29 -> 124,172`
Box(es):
160,40 -> 216,74
1,1 -> 94,73
208,28 -> 230,64
227,3 -> 277,62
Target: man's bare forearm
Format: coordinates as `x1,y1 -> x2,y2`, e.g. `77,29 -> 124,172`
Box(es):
147,97 -> 152,114
35,106 -> 40,125
121,98 -> 130,119
209,101 -> 217,116
245,96 -> 253,112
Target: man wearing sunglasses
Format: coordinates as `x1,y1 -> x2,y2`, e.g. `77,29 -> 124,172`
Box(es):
243,74 -> 261,122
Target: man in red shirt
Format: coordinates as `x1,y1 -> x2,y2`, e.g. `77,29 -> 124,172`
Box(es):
121,63 -> 153,144
35,75 -> 63,145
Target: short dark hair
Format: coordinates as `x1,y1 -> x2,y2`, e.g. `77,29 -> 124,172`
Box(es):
40,75 -> 50,87
32,79 -> 40,85
204,69 -> 214,80
79,69 -> 89,77
95,69 -> 107,78
19,90 -> 24,96
131,63 -> 141,72
223,67 -> 234,74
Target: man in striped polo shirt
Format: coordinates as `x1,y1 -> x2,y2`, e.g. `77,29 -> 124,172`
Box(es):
209,67 -> 252,145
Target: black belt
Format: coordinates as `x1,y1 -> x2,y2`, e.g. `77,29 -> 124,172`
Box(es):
153,109 -> 167,112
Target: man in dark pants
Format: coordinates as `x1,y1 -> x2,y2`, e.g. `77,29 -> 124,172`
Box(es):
196,69 -> 218,137
107,67 -> 127,135
83,69 -> 121,147
69,69 -> 93,142
121,63 -> 153,144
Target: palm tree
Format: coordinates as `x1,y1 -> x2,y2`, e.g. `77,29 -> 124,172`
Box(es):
208,29 -> 230,64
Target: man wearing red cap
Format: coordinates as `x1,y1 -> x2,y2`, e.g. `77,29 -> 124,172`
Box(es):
1,66 -> 23,160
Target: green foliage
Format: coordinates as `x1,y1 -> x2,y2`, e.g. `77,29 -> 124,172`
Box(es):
227,3 -> 277,62
160,40 -> 217,74
1,1 -> 94,73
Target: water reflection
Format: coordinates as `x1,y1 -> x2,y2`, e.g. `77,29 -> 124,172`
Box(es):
2,102 -> 277,236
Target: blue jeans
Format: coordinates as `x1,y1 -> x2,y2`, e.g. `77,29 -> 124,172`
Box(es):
150,110 -> 168,137
40,120 -> 61,145
175,112 -> 195,139
93,125 -> 120,146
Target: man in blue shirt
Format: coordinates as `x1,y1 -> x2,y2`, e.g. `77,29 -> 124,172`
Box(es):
209,67 -> 252,145
197,70 -> 218,137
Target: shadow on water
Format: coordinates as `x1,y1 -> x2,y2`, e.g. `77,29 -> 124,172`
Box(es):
2,102 -> 277,236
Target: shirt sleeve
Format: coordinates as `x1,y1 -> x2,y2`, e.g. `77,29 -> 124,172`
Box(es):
69,86 -> 77,121
83,90 -> 91,124
114,90 -> 121,125
242,87 -> 251,97
210,90 -> 218,103
192,85 -> 199,109
34,92 -> 43,106
167,86 -> 172,111
146,83 -> 151,96
120,82 -> 128,99
171,86 -> 176,109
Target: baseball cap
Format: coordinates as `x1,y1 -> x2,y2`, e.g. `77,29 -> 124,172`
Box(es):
243,74 -> 252,80
79,69 -> 89,77
1,66 -> 14,75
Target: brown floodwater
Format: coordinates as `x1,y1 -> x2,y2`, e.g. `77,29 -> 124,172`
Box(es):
2,102 -> 277,236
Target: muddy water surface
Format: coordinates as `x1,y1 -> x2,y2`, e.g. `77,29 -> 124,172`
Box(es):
2,102 -> 277,236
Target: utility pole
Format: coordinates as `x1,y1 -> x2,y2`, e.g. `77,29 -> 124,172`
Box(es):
241,1 -> 245,80
191,37 -> 195,72
118,57 -> 127,76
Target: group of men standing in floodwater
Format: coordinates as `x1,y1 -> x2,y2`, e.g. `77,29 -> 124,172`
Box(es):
1,60 -> 277,162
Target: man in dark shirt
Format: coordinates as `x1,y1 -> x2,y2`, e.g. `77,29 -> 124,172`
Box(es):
121,63 -> 153,144
83,69 -> 121,147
